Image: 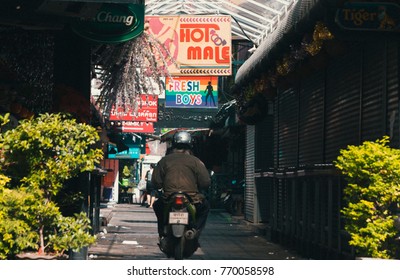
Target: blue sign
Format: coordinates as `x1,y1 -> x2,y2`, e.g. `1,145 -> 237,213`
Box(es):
108,144 -> 141,159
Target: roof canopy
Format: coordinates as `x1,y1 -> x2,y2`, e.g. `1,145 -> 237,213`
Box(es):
145,0 -> 297,46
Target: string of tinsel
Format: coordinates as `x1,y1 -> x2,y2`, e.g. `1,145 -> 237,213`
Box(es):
93,31 -> 177,118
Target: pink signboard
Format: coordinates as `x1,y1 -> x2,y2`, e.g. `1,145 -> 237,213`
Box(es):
110,95 -> 158,122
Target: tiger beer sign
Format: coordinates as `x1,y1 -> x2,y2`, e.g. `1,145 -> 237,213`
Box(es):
146,15 -> 232,76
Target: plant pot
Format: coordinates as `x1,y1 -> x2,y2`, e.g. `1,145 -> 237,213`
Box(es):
15,252 -> 69,260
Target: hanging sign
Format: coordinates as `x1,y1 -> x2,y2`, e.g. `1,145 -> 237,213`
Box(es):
121,122 -> 154,133
108,145 -> 141,159
145,15 -> 232,76
335,2 -> 400,32
72,3 -> 144,43
110,95 -> 158,122
165,76 -> 218,108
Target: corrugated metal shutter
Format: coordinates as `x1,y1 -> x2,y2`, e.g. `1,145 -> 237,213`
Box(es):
245,125 -> 255,222
325,42 -> 362,163
361,41 -> 386,141
276,88 -> 298,168
387,41 -> 400,145
298,70 -> 325,165
254,114 -> 274,222
255,176 -> 273,223
255,114 -> 274,171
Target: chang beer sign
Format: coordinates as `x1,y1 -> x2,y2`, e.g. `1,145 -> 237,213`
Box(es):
335,2 -> 400,32
72,3 -> 144,43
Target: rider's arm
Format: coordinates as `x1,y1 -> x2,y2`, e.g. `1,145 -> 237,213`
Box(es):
196,160 -> 211,190
151,162 -> 163,189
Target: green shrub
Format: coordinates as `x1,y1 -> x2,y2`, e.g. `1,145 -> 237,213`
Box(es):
0,182 -> 38,259
335,136 -> 400,259
0,113 -> 103,258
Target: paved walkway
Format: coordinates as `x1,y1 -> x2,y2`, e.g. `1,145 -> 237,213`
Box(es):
88,202 -> 304,260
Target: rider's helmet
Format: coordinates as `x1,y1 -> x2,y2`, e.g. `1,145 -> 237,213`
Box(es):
172,131 -> 193,149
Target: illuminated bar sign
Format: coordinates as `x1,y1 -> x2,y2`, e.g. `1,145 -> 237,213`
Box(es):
72,3 -> 144,43
336,2 -> 400,31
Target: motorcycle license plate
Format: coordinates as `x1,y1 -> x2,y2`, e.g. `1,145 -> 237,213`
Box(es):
169,212 -> 189,225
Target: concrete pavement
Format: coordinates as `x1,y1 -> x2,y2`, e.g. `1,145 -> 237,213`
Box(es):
88,202 -> 304,260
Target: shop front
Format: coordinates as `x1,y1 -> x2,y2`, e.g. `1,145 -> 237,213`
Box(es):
232,0 -> 400,259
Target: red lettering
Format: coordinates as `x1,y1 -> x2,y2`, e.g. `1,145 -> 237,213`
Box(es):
186,46 -> 230,64
179,24 -> 220,43
189,94 -> 197,105
215,46 -> 230,64
203,46 -> 213,60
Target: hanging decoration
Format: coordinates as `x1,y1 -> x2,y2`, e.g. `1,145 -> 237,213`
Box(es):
93,22 -> 177,119
275,21 -> 334,78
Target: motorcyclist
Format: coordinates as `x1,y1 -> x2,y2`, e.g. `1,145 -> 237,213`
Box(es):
152,131 -> 211,239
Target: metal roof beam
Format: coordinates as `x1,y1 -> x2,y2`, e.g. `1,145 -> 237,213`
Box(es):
231,30 -> 249,41
163,5 -> 185,14
145,0 -> 178,14
216,0 -> 276,23
143,0 -> 295,45
275,0 -> 292,5
231,25 -> 260,42
245,0 -> 283,15
230,20 -> 265,39
190,2 -> 271,44
201,2 -> 273,27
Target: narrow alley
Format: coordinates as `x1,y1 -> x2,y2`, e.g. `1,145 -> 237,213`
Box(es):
87,203 -> 304,260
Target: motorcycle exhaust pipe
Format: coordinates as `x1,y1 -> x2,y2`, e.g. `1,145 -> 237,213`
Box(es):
185,229 -> 197,240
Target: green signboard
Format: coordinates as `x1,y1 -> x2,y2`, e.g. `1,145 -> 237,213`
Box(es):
72,3 -> 144,43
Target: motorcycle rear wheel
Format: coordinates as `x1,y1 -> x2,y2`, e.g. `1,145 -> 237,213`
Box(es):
174,236 -> 185,260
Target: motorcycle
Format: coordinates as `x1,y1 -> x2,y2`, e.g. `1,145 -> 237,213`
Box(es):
158,192 -> 200,260
221,179 -> 244,216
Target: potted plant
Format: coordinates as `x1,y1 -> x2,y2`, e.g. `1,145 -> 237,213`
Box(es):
335,136 -> 400,259
0,113 -> 103,259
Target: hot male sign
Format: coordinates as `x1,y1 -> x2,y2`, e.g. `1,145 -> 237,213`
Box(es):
145,15 -> 231,76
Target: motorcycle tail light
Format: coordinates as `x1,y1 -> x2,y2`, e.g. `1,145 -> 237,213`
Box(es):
174,196 -> 184,206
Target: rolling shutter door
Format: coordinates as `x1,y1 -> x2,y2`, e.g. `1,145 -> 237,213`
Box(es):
298,70 -> 325,165
276,87 -> 298,168
255,114 -> 274,171
245,125 -> 255,222
361,41 -> 386,141
325,42 -> 362,163
386,41 -> 400,145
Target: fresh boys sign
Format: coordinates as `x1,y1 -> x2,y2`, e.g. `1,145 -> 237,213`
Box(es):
165,76 -> 218,108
